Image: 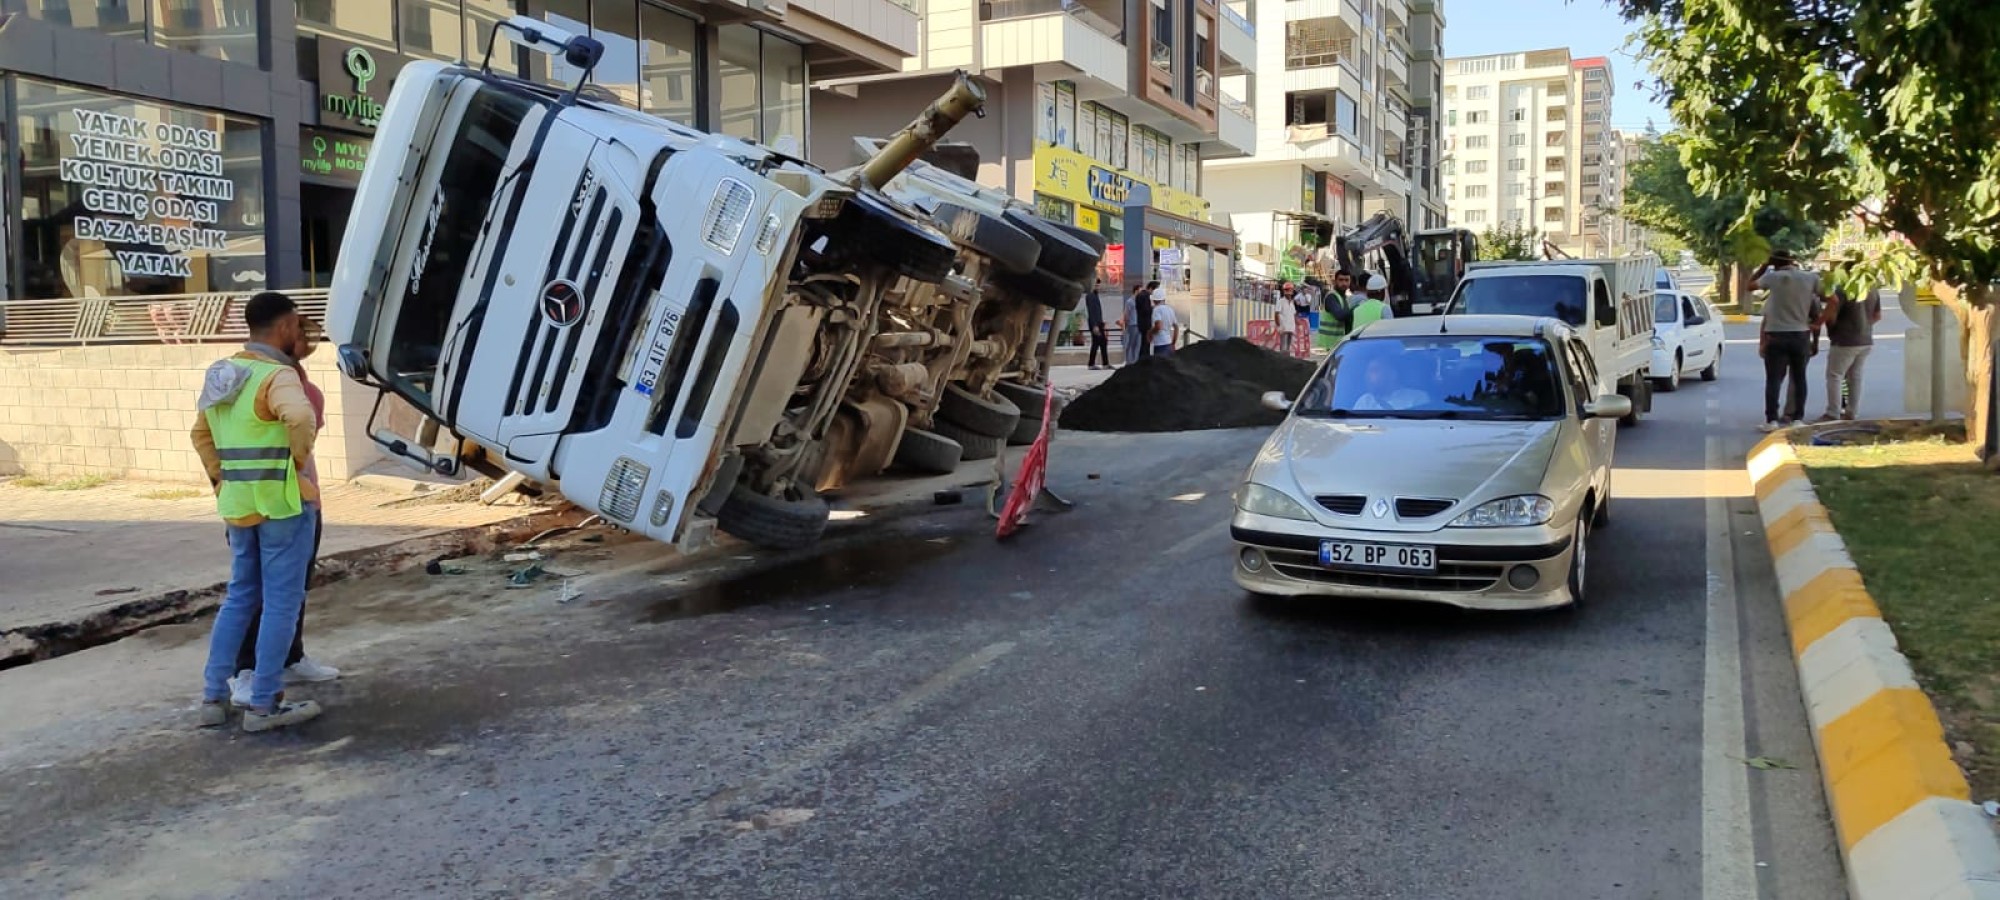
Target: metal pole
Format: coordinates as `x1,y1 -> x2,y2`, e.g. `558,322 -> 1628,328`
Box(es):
1931,300 -> 1948,424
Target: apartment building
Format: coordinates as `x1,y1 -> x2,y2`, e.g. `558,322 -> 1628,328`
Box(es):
1200,0 -> 1444,280
811,0 -> 1256,294
1440,48 -> 1622,256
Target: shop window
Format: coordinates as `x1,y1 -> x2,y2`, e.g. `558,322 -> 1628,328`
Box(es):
591,0 -> 642,107
639,3 -> 698,126
150,0 -> 258,65
760,34 -> 804,150
1036,83 -> 1055,146
1054,81 -> 1077,150
1035,194 -> 1073,226
717,23 -> 760,141
10,77 -> 268,300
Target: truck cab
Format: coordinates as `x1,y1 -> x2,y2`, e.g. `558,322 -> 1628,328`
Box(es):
327,24 -> 967,552
1442,256 -> 1658,425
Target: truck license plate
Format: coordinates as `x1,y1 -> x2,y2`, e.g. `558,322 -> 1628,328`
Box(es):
632,301 -> 685,396
1319,540 -> 1436,572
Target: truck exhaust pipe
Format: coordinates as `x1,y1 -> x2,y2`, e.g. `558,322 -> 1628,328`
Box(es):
854,70 -> 987,191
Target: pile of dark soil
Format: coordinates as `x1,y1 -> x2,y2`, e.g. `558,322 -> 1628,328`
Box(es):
1059,338 -> 1319,433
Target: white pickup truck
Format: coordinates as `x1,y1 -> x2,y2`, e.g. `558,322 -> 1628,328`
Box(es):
1442,255 -> 1659,426
326,18 -> 1014,551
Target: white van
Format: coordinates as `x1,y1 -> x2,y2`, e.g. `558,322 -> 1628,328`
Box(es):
327,21 -> 967,551
1441,255 -> 1658,425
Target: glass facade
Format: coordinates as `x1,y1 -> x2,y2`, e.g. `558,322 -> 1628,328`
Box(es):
6,0 -> 260,64
9,77 -> 267,300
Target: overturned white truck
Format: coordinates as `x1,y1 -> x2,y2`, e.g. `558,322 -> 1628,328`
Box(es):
327,17 -> 1102,552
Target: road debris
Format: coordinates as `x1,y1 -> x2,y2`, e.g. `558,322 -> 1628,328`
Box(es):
1060,338 -> 1315,433
1738,755 -> 1797,771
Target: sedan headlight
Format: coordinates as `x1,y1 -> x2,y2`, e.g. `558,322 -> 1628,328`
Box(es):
1235,483 -> 1315,521
1450,495 -> 1554,528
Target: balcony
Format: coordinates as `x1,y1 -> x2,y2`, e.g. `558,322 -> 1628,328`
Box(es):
783,0 -> 923,74
1285,0 -> 1367,31
1220,3 -> 1257,71
981,0 -> 1128,94
1212,92 -> 1257,158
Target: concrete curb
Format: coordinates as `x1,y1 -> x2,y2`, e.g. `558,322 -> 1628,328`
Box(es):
1747,433 -> 2000,900
1723,314 -> 1757,324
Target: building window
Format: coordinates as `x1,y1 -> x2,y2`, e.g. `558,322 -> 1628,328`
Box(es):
1546,107 -> 1566,122
15,0 -> 148,42
1545,206 -> 1565,223
1465,209 -> 1488,223
1506,158 -> 1525,172
1545,156 -> 1565,172
1544,180 -> 1564,196
1110,112 -> 1128,169
1466,110 -> 1488,124
151,0 -> 260,65
709,25 -> 806,145
1464,185 -> 1487,199
1055,81 -> 1077,150
1466,160 -> 1488,174
1508,182 -> 1525,196
9,77 -> 268,300
1465,135 -> 1488,149
1036,83 -> 1056,146
1078,102 -> 1099,160
1506,209 -> 1524,224
1508,133 -> 1526,147
1508,107 -> 1526,121
1466,85 -> 1490,100
1333,90 -> 1358,136
639,3 -> 698,125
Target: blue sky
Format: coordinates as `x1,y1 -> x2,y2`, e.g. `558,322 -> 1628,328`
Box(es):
1441,0 -> 1672,133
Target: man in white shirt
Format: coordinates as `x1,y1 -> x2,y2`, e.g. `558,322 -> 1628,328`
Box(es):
1151,295 -> 1180,357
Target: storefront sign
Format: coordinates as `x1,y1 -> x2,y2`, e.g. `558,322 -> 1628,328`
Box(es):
318,40 -> 407,132
1033,145 -> 1212,222
1075,206 -> 1101,233
62,108 -> 231,279
300,127 -> 371,185
1302,169 -> 1317,213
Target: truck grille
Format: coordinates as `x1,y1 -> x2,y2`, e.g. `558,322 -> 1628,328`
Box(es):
508,173 -> 613,418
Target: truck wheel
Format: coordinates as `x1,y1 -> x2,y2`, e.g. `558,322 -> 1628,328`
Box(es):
1619,383 -> 1643,428
932,418 -> 1004,461
992,380 -> 1056,420
716,483 -> 830,550
1002,209 -> 1103,281
994,265 -> 1087,311
827,192 -> 960,285
939,382 -> 1022,438
929,201 -> 1040,275
1007,413 -> 1044,446
894,427 -> 964,474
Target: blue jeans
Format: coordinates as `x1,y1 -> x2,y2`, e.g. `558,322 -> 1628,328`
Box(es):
202,504 -> 319,711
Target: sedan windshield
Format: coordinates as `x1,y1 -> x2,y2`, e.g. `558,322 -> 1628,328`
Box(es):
1654,292 -> 1679,324
1452,275 -> 1587,326
1297,336 -> 1567,421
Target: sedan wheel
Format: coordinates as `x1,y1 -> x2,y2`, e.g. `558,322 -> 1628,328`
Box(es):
1701,345 -> 1721,381
1566,515 -> 1590,607
1656,354 -> 1682,392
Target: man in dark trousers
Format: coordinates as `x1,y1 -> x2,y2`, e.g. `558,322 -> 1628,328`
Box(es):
1754,250 -> 1826,431
1084,279 -> 1111,369
1128,280 -> 1158,364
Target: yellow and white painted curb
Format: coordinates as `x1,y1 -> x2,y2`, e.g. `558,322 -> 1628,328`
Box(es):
1723,313 -> 1756,324
1748,434 -> 2000,900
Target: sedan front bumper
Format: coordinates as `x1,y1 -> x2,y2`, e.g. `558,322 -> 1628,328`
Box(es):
1230,519 -> 1577,611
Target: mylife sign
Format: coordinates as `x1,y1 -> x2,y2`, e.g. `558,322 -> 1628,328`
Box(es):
318,40 -> 406,132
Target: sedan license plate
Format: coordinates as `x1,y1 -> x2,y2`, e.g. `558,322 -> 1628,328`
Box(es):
1319,540 -> 1437,572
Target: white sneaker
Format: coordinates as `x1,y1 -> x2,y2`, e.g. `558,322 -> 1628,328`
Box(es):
285,657 -> 341,683
242,698 -> 322,733
1758,420 -> 1782,433
227,669 -> 254,708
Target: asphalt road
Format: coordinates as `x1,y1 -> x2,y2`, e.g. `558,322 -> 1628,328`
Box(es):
0,317 -> 1880,899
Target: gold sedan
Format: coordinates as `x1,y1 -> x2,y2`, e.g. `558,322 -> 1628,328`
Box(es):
1231,316 -> 1631,610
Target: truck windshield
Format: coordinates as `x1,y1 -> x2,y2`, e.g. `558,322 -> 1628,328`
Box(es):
387,85 -> 538,405
1454,275 -> 1587,326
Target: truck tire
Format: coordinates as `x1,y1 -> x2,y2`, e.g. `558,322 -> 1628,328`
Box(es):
716,483 -> 830,550
1052,220 -> 1110,257
938,382 -> 1022,438
1007,412 -> 1044,446
829,192 -> 960,285
1619,380 -> 1644,428
894,427 -> 964,474
929,201 -> 1040,275
1002,209 -> 1102,281
992,379 -> 1055,416
994,265 -> 1087,311
932,418 -> 1004,461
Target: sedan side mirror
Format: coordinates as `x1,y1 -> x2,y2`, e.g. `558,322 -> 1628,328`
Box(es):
1584,395 -> 1633,419
1261,391 -> 1293,412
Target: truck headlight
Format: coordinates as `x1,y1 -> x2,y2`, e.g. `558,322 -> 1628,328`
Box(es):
702,178 -> 755,255
599,457 -> 650,523
1235,483 -> 1315,521
1450,495 -> 1554,528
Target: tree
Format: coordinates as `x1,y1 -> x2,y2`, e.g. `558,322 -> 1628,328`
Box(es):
1477,222 -> 1539,261
1617,134 -> 1826,307
1615,0 -> 2000,455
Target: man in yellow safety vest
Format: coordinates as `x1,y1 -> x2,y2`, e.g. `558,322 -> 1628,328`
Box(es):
190,292 -> 325,732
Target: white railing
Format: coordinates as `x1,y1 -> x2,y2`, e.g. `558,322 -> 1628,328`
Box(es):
0,289 -> 329,346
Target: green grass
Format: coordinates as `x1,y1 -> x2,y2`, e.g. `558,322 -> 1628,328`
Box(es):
1799,433 -> 2000,800
5,474 -> 110,491
138,488 -> 203,501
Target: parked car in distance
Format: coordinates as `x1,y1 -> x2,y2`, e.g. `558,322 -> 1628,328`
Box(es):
1230,316 -> 1629,611
1649,290 -> 1725,392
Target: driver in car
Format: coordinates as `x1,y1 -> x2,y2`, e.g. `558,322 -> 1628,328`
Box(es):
1348,354 -> 1431,411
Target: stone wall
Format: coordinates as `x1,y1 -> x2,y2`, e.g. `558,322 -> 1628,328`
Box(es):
0,344 -> 382,482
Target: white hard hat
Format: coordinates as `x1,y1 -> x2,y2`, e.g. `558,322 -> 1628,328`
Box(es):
1366,273 -> 1388,291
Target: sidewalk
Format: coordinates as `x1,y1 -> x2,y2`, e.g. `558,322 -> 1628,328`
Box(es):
0,477 -> 536,664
